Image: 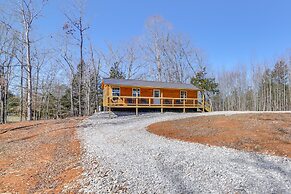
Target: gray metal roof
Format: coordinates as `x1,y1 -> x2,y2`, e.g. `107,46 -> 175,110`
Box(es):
103,78 -> 201,90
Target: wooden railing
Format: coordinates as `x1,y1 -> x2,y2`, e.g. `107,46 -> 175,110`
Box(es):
106,96 -> 212,111
204,101 -> 212,112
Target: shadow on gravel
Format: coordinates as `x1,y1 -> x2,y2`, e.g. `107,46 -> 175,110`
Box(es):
155,154 -> 194,193
231,154 -> 291,180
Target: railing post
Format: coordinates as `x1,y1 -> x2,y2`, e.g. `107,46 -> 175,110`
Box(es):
202,93 -> 205,112
183,98 -> 186,113
172,99 -> 174,107
161,90 -> 164,113
135,97 -> 138,116
122,97 -> 125,105
161,97 -> 163,113
108,97 -> 111,112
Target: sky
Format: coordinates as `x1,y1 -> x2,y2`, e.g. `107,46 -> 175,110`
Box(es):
5,0 -> 291,72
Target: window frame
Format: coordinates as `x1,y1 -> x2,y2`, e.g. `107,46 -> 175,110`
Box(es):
132,88 -> 140,97
180,90 -> 187,99
112,87 -> 120,96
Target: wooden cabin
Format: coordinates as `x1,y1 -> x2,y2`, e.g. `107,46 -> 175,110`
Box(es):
102,78 -> 212,114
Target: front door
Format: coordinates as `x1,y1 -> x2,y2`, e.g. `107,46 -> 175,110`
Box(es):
153,89 -> 160,104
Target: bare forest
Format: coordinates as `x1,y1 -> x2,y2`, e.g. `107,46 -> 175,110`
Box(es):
0,0 -> 290,123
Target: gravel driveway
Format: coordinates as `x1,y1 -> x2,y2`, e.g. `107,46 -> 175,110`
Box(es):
78,112 -> 291,193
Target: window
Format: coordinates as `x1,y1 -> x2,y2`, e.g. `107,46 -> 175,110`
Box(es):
180,90 -> 187,99
153,89 -> 160,97
112,88 -> 120,96
132,88 -> 140,97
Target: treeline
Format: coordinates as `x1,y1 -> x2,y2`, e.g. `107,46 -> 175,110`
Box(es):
212,58 -> 291,111
0,1 -> 290,124
0,1 -> 208,123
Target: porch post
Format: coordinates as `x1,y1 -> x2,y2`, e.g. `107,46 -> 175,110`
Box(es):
108,96 -> 111,112
161,89 -> 163,113
183,96 -> 186,113
135,97 -> 138,116
202,92 -> 205,112
108,86 -> 112,112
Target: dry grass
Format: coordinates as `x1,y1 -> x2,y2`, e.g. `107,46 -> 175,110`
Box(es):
0,117 -> 85,193
148,113 -> 291,158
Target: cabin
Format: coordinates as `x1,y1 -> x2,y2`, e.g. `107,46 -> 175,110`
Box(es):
102,78 -> 212,115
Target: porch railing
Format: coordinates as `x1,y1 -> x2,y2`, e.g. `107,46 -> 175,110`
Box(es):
106,96 -> 208,109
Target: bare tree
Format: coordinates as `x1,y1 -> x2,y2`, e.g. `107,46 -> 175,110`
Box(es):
32,48 -> 47,120
123,38 -> 145,79
143,16 -> 201,83
101,43 -> 125,78
0,21 -> 18,123
59,42 -> 76,116
19,39 -> 26,121
212,58 -> 291,112
40,64 -> 57,119
63,0 -> 89,116
162,34 -> 199,83
18,0 -> 46,120
143,16 -> 172,81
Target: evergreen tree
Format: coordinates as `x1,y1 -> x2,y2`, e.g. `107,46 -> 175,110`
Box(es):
60,89 -> 71,118
109,62 -> 125,79
191,66 -> 219,95
7,92 -> 20,116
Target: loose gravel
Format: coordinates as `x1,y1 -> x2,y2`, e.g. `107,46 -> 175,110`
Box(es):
77,111 -> 291,193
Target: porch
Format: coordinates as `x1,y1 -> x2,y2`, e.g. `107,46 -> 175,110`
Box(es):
105,96 -> 212,113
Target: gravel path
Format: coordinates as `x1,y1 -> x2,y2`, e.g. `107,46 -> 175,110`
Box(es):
78,112 -> 291,193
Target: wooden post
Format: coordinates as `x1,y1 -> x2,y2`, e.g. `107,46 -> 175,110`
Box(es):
149,97 -> 151,106
108,86 -> 112,111
202,93 -> 205,112
108,96 -> 111,112
103,85 -> 107,108
135,97 -> 138,115
161,90 -> 163,113
183,98 -> 186,113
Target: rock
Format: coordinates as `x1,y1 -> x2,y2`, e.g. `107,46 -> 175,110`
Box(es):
77,112 -> 291,193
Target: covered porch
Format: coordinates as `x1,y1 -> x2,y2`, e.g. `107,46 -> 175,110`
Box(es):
102,78 -> 212,115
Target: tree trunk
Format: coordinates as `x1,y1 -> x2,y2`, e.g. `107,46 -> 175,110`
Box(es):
78,17 -> 84,116
0,86 -> 5,124
0,65 -> 5,123
20,58 -> 24,121
87,85 -> 90,115
70,80 -> 74,116
3,83 -> 8,123
45,94 -> 50,119
34,67 -> 40,120
25,29 -> 32,121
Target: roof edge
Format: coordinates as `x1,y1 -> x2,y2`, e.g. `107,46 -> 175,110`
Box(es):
102,78 -> 202,90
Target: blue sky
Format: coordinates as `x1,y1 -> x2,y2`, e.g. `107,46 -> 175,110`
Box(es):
18,0 -> 291,71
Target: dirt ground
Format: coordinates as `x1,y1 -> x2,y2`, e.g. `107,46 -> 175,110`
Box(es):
0,117 -> 84,193
148,113 -> 291,158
